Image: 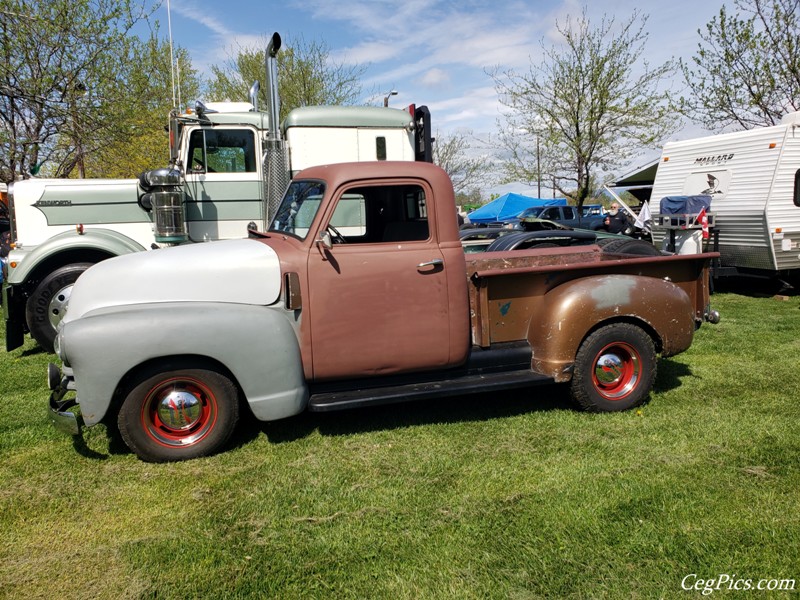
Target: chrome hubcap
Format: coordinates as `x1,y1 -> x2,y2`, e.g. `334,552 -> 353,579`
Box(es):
48,284 -> 73,330
157,390 -> 203,430
156,390 -> 203,430
593,345 -> 640,400
595,353 -> 624,385
143,377 -> 217,448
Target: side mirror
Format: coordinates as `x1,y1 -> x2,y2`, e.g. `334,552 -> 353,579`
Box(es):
317,230 -> 333,250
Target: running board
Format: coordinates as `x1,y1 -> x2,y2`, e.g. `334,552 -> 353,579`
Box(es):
308,369 -> 553,412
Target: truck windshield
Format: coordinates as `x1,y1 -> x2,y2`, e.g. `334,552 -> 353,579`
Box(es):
269,180 -> 326,240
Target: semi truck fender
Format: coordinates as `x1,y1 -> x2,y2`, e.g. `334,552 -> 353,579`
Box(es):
60,301 -> 308,426
528,274 -> 696,382
6,228 -> 146,285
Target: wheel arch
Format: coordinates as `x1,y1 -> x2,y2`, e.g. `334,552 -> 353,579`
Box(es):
528,274 -> 694,382
107,354 -> 245,424
8,228 -> 146,289
577,315 -> 662,355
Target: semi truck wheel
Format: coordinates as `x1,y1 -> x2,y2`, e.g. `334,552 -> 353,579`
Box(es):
118,364 -> 240,462
25,262 -> 93,353
570,323 -> 656,412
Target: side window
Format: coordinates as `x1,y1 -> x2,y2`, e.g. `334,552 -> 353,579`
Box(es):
327,184 -> 429,244
794,169 -> 800,208
541,207 -> 558,220
376,137 -> 387,160
187,129 -> 256,174
564,206 -> 576,219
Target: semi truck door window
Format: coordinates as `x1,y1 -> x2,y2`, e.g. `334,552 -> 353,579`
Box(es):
187,129 -> 256,173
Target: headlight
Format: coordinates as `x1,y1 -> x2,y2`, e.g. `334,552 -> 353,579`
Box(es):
54,330 -> 69,366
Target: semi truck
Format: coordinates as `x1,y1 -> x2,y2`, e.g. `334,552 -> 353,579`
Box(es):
48,160 -> 719,462
3,32 -> 432,352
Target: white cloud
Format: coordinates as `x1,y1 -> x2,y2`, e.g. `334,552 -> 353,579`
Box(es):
165,0 -> 730,182
418,68 -> 451,89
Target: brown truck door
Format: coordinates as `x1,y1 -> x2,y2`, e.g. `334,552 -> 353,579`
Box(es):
306,180 -> 453,380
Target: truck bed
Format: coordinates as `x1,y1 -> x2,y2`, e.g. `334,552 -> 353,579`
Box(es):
465,244 -> 715,353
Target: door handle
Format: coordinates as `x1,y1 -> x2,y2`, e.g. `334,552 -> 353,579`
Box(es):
417,259 -> 444,269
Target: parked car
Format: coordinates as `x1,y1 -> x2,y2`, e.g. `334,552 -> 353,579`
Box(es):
499,205 -> 607,231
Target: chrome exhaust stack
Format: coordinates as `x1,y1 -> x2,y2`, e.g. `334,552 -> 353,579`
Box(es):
262,32 -> 290,229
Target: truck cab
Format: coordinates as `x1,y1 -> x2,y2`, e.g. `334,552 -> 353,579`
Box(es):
264,161 -> 470,380
3,101 -> 432,352
530,205 -> 607,230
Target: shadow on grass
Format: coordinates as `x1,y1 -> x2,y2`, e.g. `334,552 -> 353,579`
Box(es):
19,346 -> 46,357
653,357 -> 694,394
74,360 -> 702,459
72,434 -> 111,460
713,275 -> 797,298
234,357 -> 700,450
237,384 -> 577,448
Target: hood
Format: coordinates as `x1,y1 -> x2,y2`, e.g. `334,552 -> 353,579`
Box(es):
64,239 -> 282,323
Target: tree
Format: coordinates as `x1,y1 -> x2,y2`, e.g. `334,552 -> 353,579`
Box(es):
432,130 -> 494,196
81,34 -> 201,179
206,35 -> 366,121
0,0 -> 187,182
681,0 -> 800,130
490,9 -> 677,209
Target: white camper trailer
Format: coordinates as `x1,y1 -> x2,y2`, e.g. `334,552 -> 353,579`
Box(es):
649,111 -> 800,282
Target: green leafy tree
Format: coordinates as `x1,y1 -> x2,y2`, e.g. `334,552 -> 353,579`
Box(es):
490,9 -> 677,209
0,0 -> 192,181
206,35 -> 366,121
432,130 -> 494,196
681,0 -> 800,130
82,33 -> 200,178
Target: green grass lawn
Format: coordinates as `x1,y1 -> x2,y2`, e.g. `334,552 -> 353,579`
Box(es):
1,292 -> 799,599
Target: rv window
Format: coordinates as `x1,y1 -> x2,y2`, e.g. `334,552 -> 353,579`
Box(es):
794,169 -> 800,208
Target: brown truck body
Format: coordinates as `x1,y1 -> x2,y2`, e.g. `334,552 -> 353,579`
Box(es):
260,162 -> 712,385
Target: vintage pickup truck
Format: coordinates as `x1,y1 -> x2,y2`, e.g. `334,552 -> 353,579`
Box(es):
48,161 -> 719,462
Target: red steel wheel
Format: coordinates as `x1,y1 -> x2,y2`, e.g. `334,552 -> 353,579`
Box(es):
591,341 -> 641,401
140,376 -> 219,448
118,365 -> 239,462
570,323 -> 656,412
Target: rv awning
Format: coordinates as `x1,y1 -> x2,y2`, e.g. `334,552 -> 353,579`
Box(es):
611,159 -> 660,202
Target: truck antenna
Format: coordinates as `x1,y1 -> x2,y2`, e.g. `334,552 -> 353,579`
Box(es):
166,0 -> 178,109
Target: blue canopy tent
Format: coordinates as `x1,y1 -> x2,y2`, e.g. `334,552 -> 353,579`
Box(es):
467,193 -> 567,224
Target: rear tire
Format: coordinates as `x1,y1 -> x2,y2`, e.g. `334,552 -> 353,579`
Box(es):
570,323 -> 656,412
25,262 -> 93,353
600,238 -> 662,256
118,364 -> 240,462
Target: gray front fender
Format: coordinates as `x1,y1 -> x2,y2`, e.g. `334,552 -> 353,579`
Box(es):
62,302 -> 308,426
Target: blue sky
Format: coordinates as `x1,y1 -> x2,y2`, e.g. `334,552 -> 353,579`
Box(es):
160,0 -> 729,190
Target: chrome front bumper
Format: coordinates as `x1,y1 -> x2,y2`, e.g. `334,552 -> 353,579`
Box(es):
48,363 -> 83,435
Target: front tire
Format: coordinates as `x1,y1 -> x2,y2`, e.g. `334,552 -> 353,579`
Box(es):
570,323 -> 656,412
25,262 -> 94,353
118,365 -> 240,462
